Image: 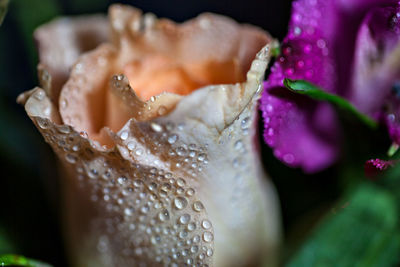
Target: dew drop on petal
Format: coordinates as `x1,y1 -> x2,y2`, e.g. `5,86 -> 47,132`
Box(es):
120,130 -> 129,140
168,134 -> 178,144
202,231 -> 213,243
179,214 -> 190,224
193,201 -> 204,212
187,223 -> 196,232
201,219 -> 212,230
151,122 -> 163,132
174,197 -> 188,210
158,209 -> 170,221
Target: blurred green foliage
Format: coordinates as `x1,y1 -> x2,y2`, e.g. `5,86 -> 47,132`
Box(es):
287,182 -> 400,267
0,0 -> 8,25
0,254 -> 53,267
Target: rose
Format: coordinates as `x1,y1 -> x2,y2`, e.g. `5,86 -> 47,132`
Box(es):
260,0 -> 400,173
18,5 -> 281,267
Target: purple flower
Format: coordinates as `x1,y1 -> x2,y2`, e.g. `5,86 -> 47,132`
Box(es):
364,158 -> 395,179
261,0 -> 400,173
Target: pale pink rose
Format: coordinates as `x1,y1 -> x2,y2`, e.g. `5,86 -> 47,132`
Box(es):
18,5 -> 281,267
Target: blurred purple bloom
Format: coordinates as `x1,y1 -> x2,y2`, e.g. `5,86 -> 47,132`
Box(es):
364,158 -> 395,179
261,0 -> 400,173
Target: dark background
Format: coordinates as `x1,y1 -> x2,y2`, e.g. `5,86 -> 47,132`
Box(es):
0,0 -> 355,266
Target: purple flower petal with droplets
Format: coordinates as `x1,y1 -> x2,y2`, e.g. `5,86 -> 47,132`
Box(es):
350,4 -> 400,115
365,158 -> 395,179
349,4 -> 400,146
261,0 -> 400,172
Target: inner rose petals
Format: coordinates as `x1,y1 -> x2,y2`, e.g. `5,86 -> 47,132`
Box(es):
123,56 -> 245,101
58,4 -> 269,146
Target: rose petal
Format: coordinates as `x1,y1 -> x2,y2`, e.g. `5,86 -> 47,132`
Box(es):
35,15 -> 108,105
58,5 -> 270,147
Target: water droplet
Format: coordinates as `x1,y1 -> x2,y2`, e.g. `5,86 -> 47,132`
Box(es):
141,205 -> 150,214
201,220 -> 212,230
151,122 -> 163,132
179,214 -> 190,224
157,105 -> 167,115
187,222 -> 196,232
294,26 -> 302,35
388,113 -> 396,122
197,153 -> 206,161
168,134 -> 178,144
151,235 -> 161,244
148,182 -> 157,191
317,39 -> 326,48
234,140 -> 243,150
176,187 -> 184,194
34,90 -> 45,101
176,178 -> 186,187
135,148 -> 143,156
88,169 -> 98,179
174,197 -> 188,210
133,179 -> 144,187
297,60 -> 305,68
283,153 -> 295,164
190,245 -> 199,253
206,248 -> 213,257
120,130 -> 129,140
304,44 -> 312,53
186,188 -> 195,197
60,99 -> 68,109
202,231 -> 213,243
58,125 -> 71,134
65,154 -> 77,164
117,176 -> 127,185
179,230 -> 188,239
193,201 -> 204,212
193,235 -> 200,243
158,209 -> 170,221
127,141 -> 135,150
37,118 -> 49,129
124,207 -> 134,216
176,147 -> 187,156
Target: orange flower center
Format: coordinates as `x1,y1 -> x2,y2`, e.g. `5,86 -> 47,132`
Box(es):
123,55 -> 245,100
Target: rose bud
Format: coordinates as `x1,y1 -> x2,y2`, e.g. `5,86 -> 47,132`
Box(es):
18,5 -> 281,267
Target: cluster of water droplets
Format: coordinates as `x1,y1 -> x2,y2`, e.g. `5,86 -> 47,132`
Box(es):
115,120 -> 209,179
33,114 -> 214,266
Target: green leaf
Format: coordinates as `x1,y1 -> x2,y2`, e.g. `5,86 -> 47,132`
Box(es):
287,184 -> 400,267
283,79 -> 378,129
0,0 -> 8,26
0,254 -> 53,267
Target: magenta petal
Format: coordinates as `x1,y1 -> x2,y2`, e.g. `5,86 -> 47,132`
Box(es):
347,3 -> 400,145
365,158 -> 395,179
261,0 -> 339,173
350,4 -> 400,115
261,84 -> 340,173
261,0 -> 399,172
